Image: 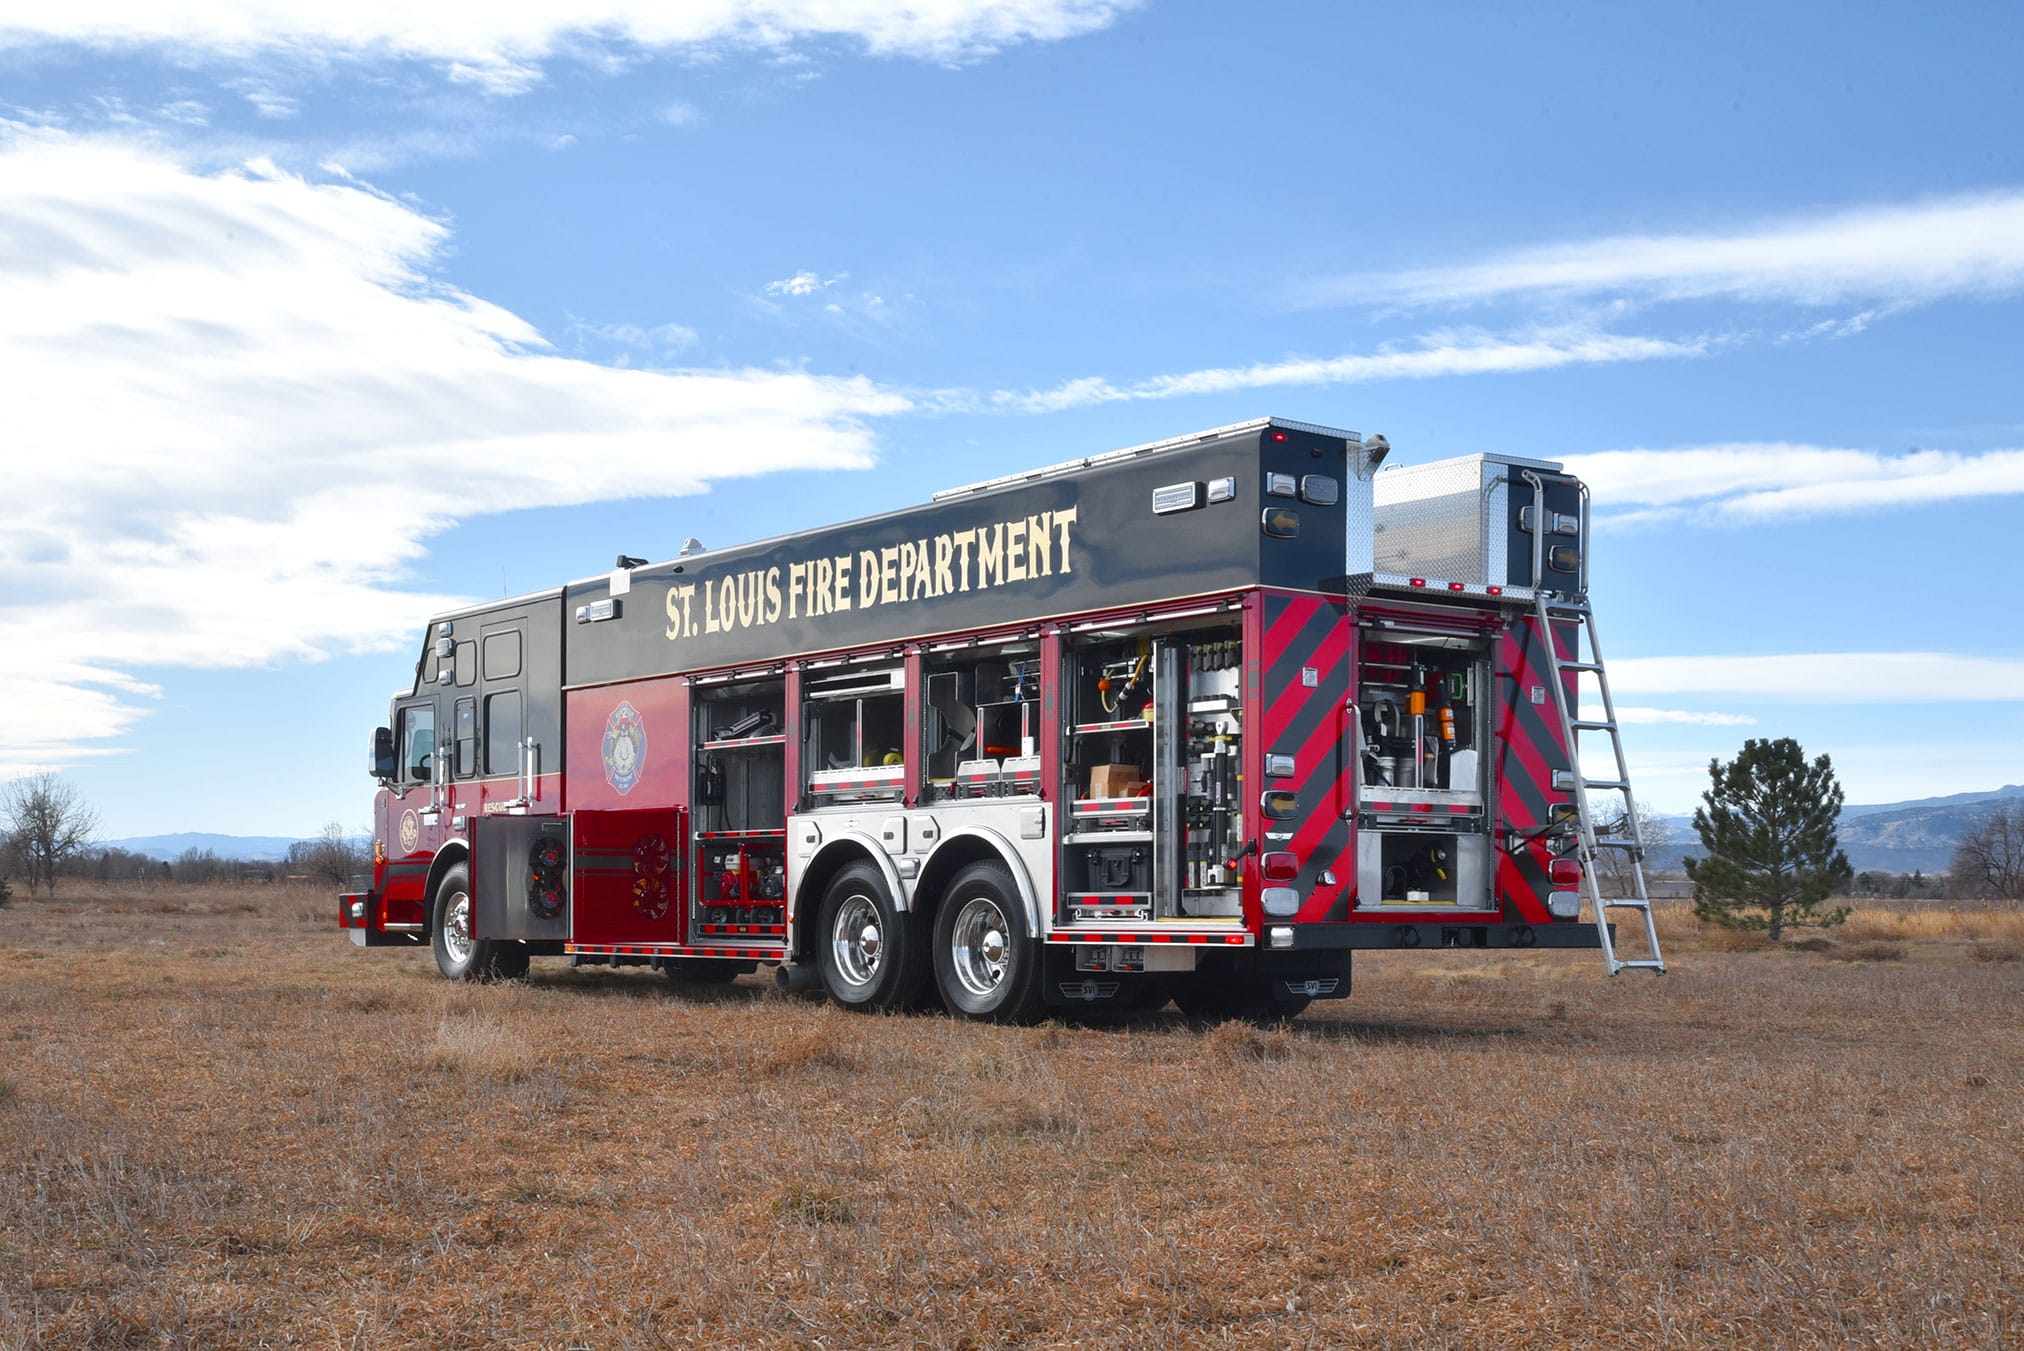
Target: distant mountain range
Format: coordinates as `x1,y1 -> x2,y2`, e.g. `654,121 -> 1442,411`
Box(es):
1651,783 -> 2022,874
98,832 -> 308,863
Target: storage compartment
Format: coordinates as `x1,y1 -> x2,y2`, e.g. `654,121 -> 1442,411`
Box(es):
1083,843 -> 1150,893
1372,453 -> 1584,591
1355,829 -> 1493,909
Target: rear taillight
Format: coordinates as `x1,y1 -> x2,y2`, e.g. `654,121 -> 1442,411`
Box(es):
1261,851 -> 1299,882
1549,857 -> 1582,887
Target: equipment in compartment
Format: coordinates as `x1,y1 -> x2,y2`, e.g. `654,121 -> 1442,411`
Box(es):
1357,635 -> 1484,795
1064,627 -> 1245,923
697,840 -> 786,928
922,644 -> 1043,799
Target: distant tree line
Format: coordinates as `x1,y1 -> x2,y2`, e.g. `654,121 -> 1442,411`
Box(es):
2,772 -> 365,899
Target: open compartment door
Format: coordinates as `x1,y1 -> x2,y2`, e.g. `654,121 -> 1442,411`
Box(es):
471,815 -> 573,942
570,807 -> 689,947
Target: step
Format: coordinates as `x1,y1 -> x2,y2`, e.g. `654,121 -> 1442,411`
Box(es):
1559,661 -> 1605,674
1600,898 -> 1651,910
1611,959 -> 1667,973
1584,778 -> 1630,792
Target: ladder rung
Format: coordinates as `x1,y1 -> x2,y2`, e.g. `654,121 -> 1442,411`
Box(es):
1613,960 -> 1666,972
1601,898 -> 1651,910
1584,778 -> 1629,792
1591,839 -> 1641,851
1571,719 -> 1617,732
1560,661 -> 1605,674
1542,602 -> 1591,615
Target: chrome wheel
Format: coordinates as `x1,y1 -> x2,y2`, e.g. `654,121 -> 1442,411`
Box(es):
829,892 -> 883,988
441,889 -> 474,966
948,894 -> 1010,999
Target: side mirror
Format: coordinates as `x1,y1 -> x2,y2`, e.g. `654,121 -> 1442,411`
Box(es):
370,726 -> 396,780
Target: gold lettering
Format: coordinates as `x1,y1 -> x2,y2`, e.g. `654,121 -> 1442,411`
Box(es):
1053,505 -> 1078,573
764,567 -> 783,624
911,538 -> 933,599
934,534 -> 954,596
812,557 -> 831,615
834,553 -> 852,611
977,523 -> 1003,588
953,529 -> 975,591
857,550 -> 879,609
1005,518 -> 1027,582
896,541 -> 916,599
1028,512 -> 1051,576
703,577 -> 721,633
788,561 -> 806,619
664,584 -> 689,639
879,544 -> 900,604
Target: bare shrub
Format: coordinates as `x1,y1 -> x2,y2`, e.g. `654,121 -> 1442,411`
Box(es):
1836,940 -> 1906,963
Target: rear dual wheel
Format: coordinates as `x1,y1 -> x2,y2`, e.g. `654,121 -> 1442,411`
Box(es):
932,862 -> 1044,1024
818,863 -> 931,1012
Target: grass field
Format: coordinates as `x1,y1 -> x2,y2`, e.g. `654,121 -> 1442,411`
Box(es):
2,886 -> 2020,1348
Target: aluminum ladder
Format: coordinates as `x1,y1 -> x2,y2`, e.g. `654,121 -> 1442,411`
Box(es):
1530,593 -> 1666,975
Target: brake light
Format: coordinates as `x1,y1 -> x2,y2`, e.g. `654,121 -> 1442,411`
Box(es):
1408,577 -> 1426,588
1549,858 -> 1582,886
1261,851 -> 1299,882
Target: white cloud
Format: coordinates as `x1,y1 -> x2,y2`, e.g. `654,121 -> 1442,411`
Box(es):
1589,707 -> 1758,727
1315,190 -> 2024,311
986,327 -> 1703,413
765,269 -> 842,298
1608,654 -> 2024,703
1565,443 -> 2024,524
0,128 -> 908,770
0,1 -> 1135,91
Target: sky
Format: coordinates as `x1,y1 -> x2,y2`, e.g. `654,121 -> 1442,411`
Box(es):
1,1 -> 2021,840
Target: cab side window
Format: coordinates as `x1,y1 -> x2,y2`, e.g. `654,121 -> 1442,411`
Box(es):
402,706 -> 435,782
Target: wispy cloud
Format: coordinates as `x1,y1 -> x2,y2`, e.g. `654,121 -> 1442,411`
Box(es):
1608,654 -> 2024,702
765,269 -> 841,298
1565,443 -> 2024,524
0,128 -> 908,771
1591,707 -> 1759,727
983,326 -> 1704,413
1310,190 -> 2024,311
0,1 -> 1137,93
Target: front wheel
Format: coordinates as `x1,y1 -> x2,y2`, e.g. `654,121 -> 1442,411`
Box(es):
932,862 -> 1044,1023
431,862 -> 518,981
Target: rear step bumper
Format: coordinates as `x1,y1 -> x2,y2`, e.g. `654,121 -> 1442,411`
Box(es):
1284,921 -> 1608,951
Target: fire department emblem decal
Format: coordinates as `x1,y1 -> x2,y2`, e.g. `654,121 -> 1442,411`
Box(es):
398,810 -> 419,854
602,701 -> 647,795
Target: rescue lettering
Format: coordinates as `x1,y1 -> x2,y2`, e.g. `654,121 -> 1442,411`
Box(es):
664,506 -> 1078,645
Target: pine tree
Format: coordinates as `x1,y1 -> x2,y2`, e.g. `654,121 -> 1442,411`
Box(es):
1685,737 -> 1853,942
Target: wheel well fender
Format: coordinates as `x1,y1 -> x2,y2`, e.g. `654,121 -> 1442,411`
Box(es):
790,836 -> 902,958
421,842 -> 467,936
916,828 -> 1041,935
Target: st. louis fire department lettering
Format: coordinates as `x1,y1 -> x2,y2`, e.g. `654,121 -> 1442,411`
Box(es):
664,507 -> 1078,644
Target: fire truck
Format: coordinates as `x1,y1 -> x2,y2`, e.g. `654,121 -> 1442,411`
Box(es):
340,416 -> 1664,1021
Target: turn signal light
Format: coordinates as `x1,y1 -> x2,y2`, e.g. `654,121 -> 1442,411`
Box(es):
1261,851 -> 1300,882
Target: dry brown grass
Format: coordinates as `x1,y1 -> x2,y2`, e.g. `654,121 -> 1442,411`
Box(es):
2,883 -> 2020,1347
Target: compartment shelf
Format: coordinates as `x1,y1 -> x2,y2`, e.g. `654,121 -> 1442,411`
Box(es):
1073,719 -> 1152,735
697,734 -> 787,751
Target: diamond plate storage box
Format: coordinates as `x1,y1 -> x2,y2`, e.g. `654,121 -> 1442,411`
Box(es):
1370,453 -> 1582,592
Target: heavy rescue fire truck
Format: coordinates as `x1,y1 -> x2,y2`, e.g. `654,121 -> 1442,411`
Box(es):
340,417 -> 1664,1020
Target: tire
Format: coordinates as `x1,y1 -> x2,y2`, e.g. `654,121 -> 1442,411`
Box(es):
431,861 -> 510,981
932,862 -> 1044,1024
817,862 -> 930,1012
1173,979 -> 1310,1025
663,958 -> 740,985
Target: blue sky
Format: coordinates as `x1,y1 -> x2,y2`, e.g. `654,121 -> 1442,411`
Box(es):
2,1 -> 2021,839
